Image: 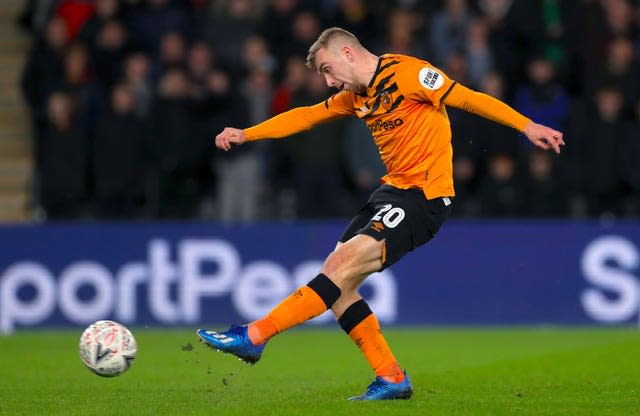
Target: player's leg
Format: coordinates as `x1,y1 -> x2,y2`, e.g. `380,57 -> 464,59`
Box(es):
334,186 -> 453,400
196,227 -> 384,363
325,237 -> 404,383
323,238 -> 411,400
196,269 -> 341,363
246,233 -> 384,344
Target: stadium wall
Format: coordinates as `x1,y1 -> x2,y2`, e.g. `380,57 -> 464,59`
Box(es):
1,220 -> 639,333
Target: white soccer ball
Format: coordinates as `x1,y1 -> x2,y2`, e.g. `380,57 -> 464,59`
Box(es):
79,320 -> 137,377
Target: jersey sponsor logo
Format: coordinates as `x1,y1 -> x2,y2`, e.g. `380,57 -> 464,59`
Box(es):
371,222 -> 385,232
366,117 -> 404,133
419,67 -> 444,90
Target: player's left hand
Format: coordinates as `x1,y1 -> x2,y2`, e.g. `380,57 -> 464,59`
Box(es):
523,122 -> 565,154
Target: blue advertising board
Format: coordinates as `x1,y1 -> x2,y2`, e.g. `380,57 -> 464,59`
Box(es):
1,220 -> 639,333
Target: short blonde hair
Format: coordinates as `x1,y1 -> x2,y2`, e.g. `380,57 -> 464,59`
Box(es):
306,27 -> 361,70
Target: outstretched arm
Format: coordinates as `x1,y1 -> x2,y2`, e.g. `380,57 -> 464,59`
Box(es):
215,93 -> 354,151
443,83 -> 565,153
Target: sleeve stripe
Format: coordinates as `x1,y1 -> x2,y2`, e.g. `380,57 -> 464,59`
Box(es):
440,81 -> 457,103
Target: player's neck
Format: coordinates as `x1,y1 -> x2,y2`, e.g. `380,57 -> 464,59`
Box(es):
359,51 -> 380,89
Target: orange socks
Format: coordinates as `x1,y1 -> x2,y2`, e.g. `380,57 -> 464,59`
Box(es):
248,274 -> 341,345
244,275 -> 403,384
339,299 -> 405,383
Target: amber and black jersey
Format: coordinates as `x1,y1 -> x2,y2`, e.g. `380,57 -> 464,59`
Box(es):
244,54 -> 531,199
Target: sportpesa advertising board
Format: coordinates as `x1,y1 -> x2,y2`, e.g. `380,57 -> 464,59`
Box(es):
1,221 -> 639,333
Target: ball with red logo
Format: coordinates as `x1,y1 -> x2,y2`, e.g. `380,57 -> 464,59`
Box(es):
79,320 -> 137,377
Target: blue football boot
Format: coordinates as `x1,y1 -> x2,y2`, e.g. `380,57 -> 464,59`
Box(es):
196,325 -> 266,364
348,371 -> 413,401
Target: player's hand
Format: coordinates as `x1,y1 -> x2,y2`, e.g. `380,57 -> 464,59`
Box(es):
215,127 -> 247,151
523,122 -> 565,154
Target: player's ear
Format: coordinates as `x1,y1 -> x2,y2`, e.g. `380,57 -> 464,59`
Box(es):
342,46 -> 354,62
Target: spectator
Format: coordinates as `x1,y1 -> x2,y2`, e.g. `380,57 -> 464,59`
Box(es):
92,19 -> 130,89
190,69 -> 247,215
622,99 -> 640,215
240,35 -> 278,77
39,92 -> 89,219
326,0 -> 379,48
429,0 -> 473,66
451,155 -> 481,217
286,10 -> 322,61
477,153 -> 523,217
128,0 -> 192,55
603,0 -> 636,39
342,118 -> 387,207
147,68 -> 201,218
587,36 -> 639,119
477,0 -> 519,94
151,31 -> 187,81
17,0 -> 57,35
521,150 -> 568,217
187,41 -> 216,91
259,0 -> 300,65
22,16 -> 68,133
374,6 -> 426,58
200,0 -> 258,71
22,15 -> 70,189
513,56 -> 570,134
92,83 -> 148,218
270,55 -> 308,115
123,52 -> 154,118
281,71 -> 349,218
474,71 -> 521,163
55,0 -> 95,41
465,18 -> 493,89
78,0 -> 121,49
578,85 -> 629,216
442,49 -> 470,86
216,68 -> 271,223
57,42 -> 103,135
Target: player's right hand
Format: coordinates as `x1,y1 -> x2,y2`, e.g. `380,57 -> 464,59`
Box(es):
215,127 -> 247,151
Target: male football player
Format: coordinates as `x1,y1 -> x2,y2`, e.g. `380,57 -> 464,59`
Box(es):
198,27 -> 564,400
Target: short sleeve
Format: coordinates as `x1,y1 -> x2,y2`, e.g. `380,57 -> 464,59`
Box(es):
395,59 -> 456,108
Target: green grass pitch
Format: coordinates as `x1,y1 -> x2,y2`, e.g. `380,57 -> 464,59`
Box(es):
1,327 -> 639,416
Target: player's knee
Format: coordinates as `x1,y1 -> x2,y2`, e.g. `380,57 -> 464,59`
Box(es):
322,238 -> 383,287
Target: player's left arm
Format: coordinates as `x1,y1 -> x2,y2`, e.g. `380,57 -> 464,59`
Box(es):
443,84 -> 565,154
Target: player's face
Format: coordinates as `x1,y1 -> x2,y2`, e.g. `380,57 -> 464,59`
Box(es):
316,46 -> 364,94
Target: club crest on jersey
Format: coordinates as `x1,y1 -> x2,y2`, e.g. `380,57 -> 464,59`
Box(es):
419,67 -> 444,90
380,91 -> 392,110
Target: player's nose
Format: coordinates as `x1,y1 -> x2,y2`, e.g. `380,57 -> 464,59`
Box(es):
324,75 -> 335,88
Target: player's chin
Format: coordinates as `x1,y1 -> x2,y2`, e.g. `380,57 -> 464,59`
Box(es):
345,85 -> 364,94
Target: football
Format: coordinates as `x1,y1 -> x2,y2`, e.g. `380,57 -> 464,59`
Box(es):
79,320 -> 137,377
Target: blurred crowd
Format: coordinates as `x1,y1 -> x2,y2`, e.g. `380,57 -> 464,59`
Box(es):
17,0 -> 640,221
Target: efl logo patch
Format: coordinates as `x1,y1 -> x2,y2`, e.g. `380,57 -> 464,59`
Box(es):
419,67 -> 444,90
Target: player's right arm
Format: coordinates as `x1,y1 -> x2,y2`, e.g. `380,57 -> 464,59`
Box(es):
215,92 -> 354,151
